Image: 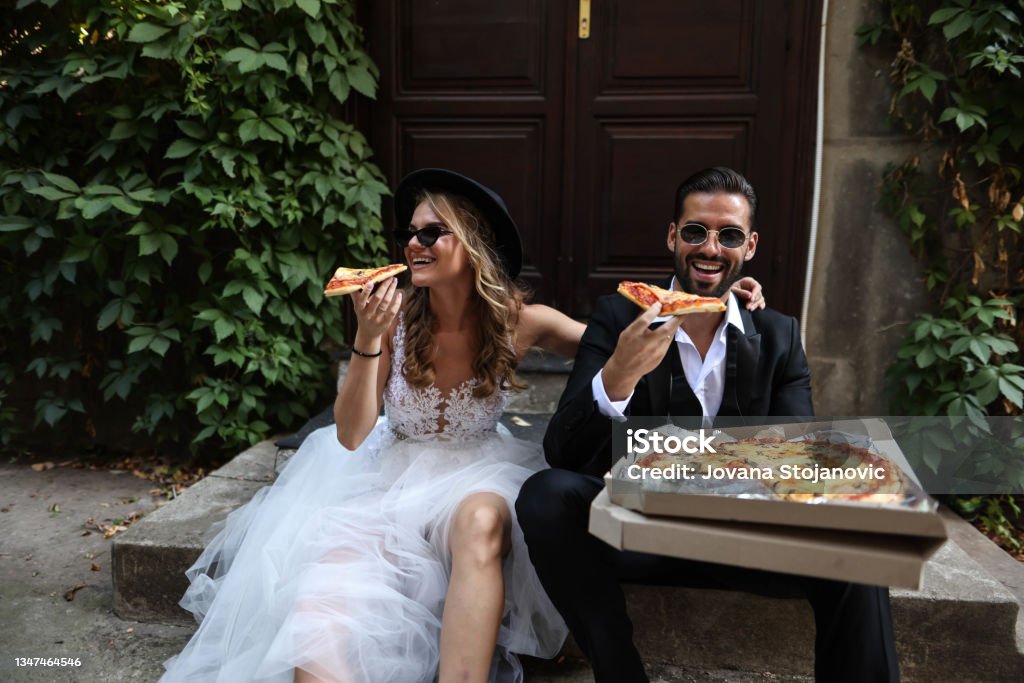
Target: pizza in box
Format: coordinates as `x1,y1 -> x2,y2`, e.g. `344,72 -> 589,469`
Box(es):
630,434 -> 924,507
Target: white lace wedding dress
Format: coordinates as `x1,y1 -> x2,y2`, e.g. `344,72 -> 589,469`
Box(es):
161,319 -> 567,682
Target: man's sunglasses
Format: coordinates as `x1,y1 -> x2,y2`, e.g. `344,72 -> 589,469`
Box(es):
393,225 -> 453,248
677,223 -> 749,249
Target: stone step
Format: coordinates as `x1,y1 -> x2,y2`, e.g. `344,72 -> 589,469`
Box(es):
112,414 -> 1024,681
521,657 -> 812,682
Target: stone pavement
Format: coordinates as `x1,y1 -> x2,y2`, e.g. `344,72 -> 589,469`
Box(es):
0,461 -> 192,682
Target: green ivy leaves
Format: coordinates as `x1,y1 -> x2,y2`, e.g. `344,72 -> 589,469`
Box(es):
890,298 -> 1022,418
0,0 -> 388,457
867,1 -> 1023,435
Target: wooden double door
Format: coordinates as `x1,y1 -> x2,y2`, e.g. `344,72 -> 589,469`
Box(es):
366,1 -> 821,317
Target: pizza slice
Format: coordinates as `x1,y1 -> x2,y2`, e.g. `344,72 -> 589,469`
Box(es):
617,281 -> 726,315
324,263 -> 409,297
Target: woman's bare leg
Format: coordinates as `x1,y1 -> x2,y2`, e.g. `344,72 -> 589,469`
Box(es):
439,492 -> 512,683
295,667 -> 334,683
293,537 -> 381,683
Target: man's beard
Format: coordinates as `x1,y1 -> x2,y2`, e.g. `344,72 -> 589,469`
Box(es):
675,253 -> 744,299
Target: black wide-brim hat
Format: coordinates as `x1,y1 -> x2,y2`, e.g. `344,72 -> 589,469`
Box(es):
394,168 -> 523,278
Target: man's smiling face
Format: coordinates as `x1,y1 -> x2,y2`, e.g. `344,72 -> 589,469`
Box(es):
667,191 -> 758,300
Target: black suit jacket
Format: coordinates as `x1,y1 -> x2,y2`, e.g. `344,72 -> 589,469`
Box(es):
544,283 -> 814,477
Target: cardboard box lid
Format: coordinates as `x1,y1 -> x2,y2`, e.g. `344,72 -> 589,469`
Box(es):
589,489 -> 946,590
608,418 -> 947,538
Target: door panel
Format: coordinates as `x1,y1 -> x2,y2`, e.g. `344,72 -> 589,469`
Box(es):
605,2 -> 754,84
400,1 -> 546,92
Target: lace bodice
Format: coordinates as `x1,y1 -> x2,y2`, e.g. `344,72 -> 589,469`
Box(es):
384,317 -> 507,441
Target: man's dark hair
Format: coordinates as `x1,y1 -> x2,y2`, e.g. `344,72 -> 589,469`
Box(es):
673,167 -> 757,227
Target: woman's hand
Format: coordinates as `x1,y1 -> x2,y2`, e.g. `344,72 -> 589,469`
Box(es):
731,276 -> 765,311
351,278 -> 402,347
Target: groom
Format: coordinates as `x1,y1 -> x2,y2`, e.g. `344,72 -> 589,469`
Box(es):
516,167 -> 899,682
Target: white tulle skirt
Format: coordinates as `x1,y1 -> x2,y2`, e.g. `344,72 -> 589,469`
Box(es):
160,420 -> 567,682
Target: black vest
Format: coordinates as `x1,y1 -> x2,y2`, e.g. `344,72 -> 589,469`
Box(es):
666,325 -> 742,418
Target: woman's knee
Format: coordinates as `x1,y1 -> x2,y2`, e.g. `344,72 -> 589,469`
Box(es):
451,499 -> 509,568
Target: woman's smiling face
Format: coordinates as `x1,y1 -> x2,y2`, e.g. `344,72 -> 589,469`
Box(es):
405,200 -> 472,288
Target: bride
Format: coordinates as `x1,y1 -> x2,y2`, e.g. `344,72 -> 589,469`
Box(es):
161,168 -> 765,682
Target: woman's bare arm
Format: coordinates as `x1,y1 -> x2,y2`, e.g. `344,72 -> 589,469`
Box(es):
516,303 -> 585,360
335,280 -> 402,450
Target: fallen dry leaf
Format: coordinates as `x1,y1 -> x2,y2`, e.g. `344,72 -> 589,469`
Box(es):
30,462 -> 55,472
509,416 -> 532,427
81,531 -> 92,537
125,627 -> 134,633
49,503 -> 60,513
1,507 -> 9,513
90,562 -> 100,572
63,584 -> 86,601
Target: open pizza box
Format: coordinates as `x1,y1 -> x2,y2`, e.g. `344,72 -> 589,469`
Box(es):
589,488 -> 944,589
606,418 -> 947,539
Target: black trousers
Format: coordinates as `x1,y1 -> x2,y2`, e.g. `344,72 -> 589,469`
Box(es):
515,469 -> 900,683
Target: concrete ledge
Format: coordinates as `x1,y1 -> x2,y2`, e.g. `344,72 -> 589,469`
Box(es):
546,535 -> 1023,680
507,374 -> 569,414
111,441 -> 278,623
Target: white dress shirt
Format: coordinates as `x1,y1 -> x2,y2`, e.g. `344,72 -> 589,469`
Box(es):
592,283 -> 746,420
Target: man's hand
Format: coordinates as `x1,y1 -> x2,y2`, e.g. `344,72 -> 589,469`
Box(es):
601,303 -> 683,401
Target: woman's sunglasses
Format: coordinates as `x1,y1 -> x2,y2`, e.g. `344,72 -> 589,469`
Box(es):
393,225 -> 453,248
677,223 -> 749,249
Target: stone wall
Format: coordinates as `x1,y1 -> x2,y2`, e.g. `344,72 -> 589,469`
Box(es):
805,2 -> 929,414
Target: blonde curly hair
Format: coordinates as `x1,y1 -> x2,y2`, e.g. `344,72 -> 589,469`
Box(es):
401,189 -> 528,397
